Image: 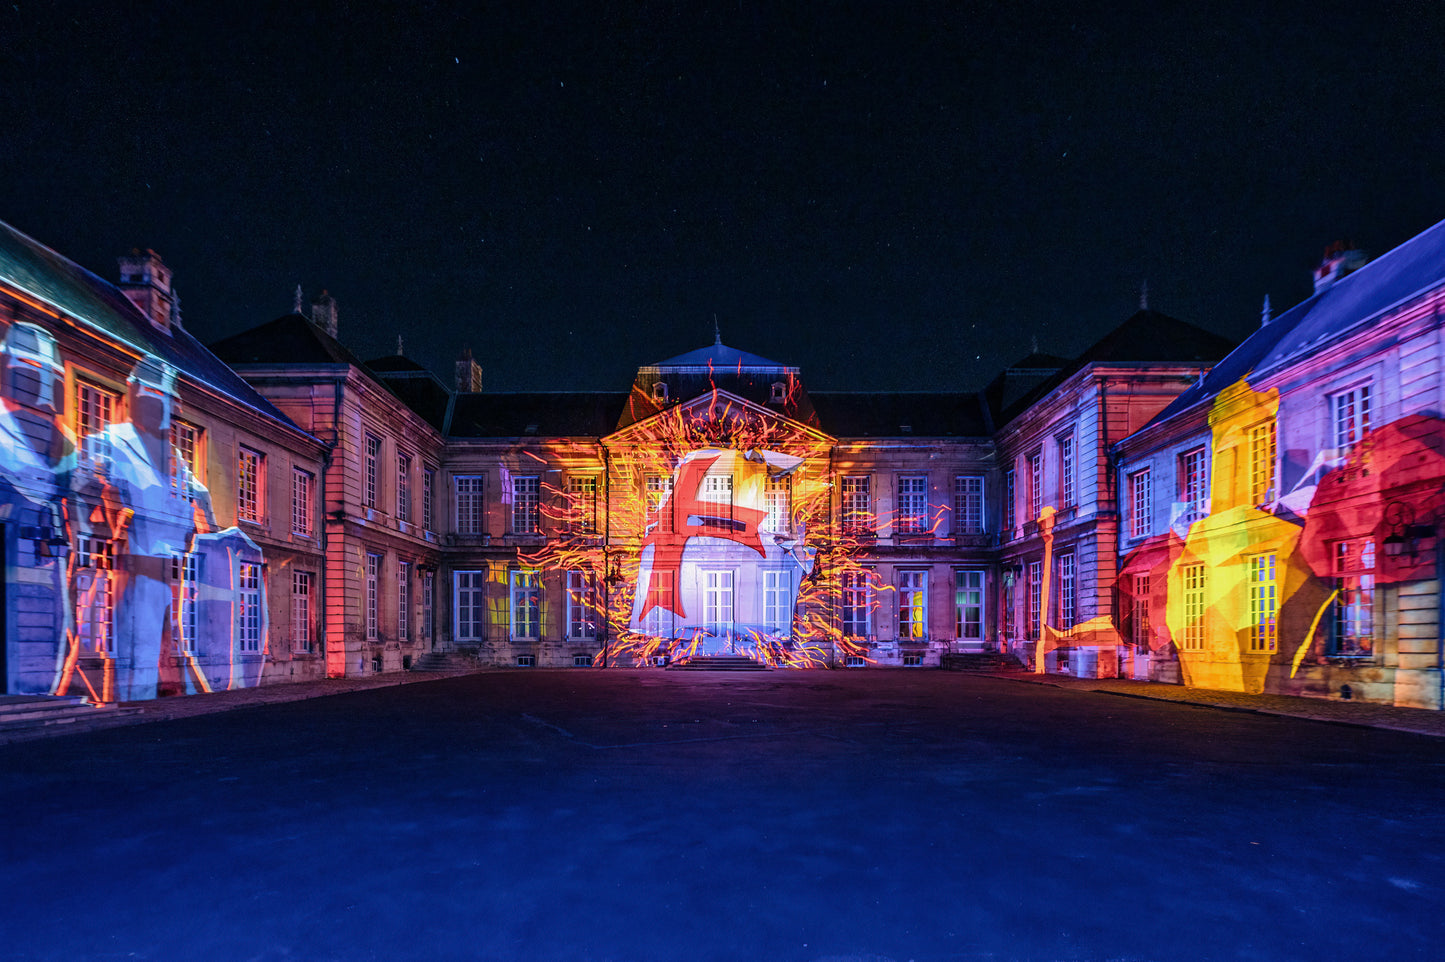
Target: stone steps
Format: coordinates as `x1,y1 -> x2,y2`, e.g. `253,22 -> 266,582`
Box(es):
667,655 -> 770,672
0,694 -> 141,743
941,652 -> 1026,672
409,651 -> 477,672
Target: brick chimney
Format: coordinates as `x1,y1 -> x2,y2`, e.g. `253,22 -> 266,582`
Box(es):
117,249 -> 176,333
311,290 -> 339,338
455,347 -> 483,392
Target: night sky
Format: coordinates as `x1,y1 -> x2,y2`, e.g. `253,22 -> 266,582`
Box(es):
4,1 -> 1445,392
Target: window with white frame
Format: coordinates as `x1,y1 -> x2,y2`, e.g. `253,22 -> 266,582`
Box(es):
953,476 -> 983,535
954,569 -> 984,640
292,570 -> 313,652
364,434 -> 381,509
422,467 -> 435,530
1129,468 -> 1152,539
1332,384 -> 1372,452
397,453 -> 412,522
1179,447 -> 1208,521
1028,452 -> 1044,521
567,475 -> 599,532
898,570 -> 927,640
292,468 -> 314,536
454,570 -> 487,641
764,475 -> 791,535
1248,553 -> 1277,653
896,475 -> 928,534
1057,552 -> 1076,631
238,447 -> 264,523
1004,468 -> 1016,532
1181,565 -> 1207,650
1027,560 -> 1042,640
398,561 -> 411,640
171,420 -> 202,489
641,569 -> 675,637
1248,421 -> 1276,502
170,551 -> 199,654
510,569 -> 540,638
1057,434 -> 1075,507
1132,573 -> 1152,648
1331,539 -> 1374,657
762,569 -> 791,636
645,473 -> 673,517
566,570 -> 596,638
74,537 -> 115,654
841,570 -> 873,637
455,475 -> 485,534
841,476 -> 871,533
75,380 -> 116,466
702,569 -> 734,634
238,561 -> 262,653
512,476 -> 541,533
421,570 -> 434,642
365,553 -> 381,641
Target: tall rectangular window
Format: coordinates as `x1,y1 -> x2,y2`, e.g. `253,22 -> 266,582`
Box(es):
567,475 -> 599,532
75,381 -> 116,465
397,453 -> 412,522
421,570 -> 435,642
1129,468 -> 1152,539
645,473 -> 673,515
764,475 -> 791,535
1028,453 -> 1044,521
1004,469 -> 1016,532
238,447 -> 264,523
1249,421 -> 1277,502
238,562 -> 262,653
398,561 -> 411,641
841,476 -> 871,533
702,570 -> 734,633
455,475 -> 486,534
1180,447 -> 1208,521
512,476 -> 541,533
567,570 -> 596,638
841,570 -> 873,637
1248,554 -> 1277,653
1181,564 -> 1206,651
292,468 -> 314,536
423,468 -> 435,530
953,476 -> 984,535
365,552 -> 381,641
365,434 -> 381,509
954,569 -> 984,640
75,537 -> 115,654
762,569 -> 791,636
1027,560 -> 1042,640
896,475 -> 928,534
1132,573 -> 1153,648
1331,539 -> 1375,656
641,569 -> 675,637
171,420 -> 202,489
1057,435 -> 1075,507
1057,552 -> 1076,631
898,570 -> 927,640
292,570 -> 313,652
1333,385 -> 1372,452
454,570 -> 486,641
510,569 -> 540,638
170,551 -> 199,654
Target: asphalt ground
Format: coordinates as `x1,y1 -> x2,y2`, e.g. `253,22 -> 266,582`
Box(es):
3,669 -> 1444,962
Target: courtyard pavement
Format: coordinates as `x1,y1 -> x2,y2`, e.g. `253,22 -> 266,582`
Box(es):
3,669 -> 1444,962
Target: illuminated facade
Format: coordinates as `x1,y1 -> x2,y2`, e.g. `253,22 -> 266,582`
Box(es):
0,223 -> 328,701
1116,228 -> 1445,708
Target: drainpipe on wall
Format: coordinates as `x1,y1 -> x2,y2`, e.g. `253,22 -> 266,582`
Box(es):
1436,531 -> 1444,711
600,441 -> 612,668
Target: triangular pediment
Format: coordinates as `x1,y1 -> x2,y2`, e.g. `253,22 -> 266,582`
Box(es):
605,388 -> 833,448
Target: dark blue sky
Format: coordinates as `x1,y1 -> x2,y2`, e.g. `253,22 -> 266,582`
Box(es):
4,1 -> 1445,391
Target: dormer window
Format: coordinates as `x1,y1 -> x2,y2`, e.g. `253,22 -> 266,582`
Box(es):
770,381 -> 786,403
652,381 -> 668,402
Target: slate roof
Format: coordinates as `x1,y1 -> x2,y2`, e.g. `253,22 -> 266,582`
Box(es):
447,392 -> 631,439
811,392 -> 992,438
649,341 -> 789,369
0,219 -> 301,433
365,354 -> 453,432
1151,217 -> 1445,427
209,312 -> 370,368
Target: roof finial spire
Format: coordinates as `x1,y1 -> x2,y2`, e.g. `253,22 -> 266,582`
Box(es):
1261,294 -> 1273,326
713,314 -> 721,346
1030,334 -> 1039,355
1140,280 -> 1149,311
397,334 -> 404,356
293,284 -> 303,314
